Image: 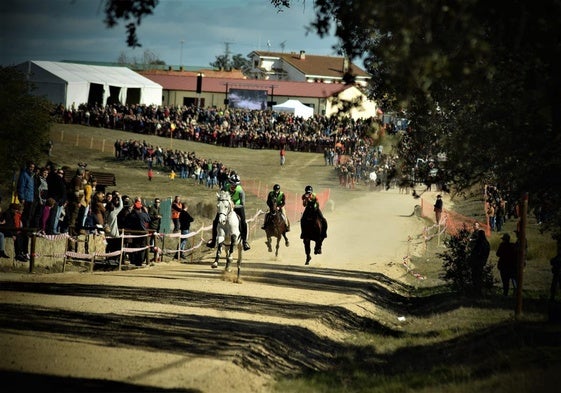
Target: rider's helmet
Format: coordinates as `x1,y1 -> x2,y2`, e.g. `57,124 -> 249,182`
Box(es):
229,173 -> 240,186
305,185 -> 313,194
273,184 -> 280,192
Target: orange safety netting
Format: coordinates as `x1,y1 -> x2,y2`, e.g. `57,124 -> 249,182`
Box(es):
419,197 -> 491,237
243,179 -> 330,224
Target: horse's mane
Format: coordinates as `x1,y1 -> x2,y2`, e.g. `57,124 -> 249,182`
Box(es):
303,203 -> 318,216
217,190 -> 231,201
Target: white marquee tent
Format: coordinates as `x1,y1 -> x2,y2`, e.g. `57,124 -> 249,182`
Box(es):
273,99 -> 314,120
16,61 -> 163,108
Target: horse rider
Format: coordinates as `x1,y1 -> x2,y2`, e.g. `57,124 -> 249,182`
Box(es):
301,185 -> 327,239
261,184 -> 290,231
206,172 -> 251,251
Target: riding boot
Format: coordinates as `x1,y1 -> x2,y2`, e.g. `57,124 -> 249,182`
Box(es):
261,213 -> 269,230
241,221 -> 251,250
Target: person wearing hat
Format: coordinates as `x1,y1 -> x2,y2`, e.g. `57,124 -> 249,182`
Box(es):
433,194 -> 443,225
496,232 -> 518,296
262,184 -> 290,231
206,172 -> 251,251
301,185 -> 327,239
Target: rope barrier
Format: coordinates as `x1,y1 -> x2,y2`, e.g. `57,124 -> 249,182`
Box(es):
25,208 -> 269,270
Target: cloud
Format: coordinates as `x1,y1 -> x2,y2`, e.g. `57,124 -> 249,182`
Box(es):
0,0 -> 339,67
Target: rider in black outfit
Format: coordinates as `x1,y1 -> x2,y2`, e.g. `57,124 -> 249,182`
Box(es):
300,185 -> 327,239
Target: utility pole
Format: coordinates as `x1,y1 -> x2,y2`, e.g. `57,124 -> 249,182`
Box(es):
224,41 -> 233,70
180,40 -> 184,69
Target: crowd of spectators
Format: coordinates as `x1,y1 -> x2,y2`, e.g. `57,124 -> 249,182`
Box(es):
52,102 -> 385,155
51,102 -> 409,191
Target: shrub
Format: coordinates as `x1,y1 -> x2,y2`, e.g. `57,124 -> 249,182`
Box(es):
438,223 -> 495,296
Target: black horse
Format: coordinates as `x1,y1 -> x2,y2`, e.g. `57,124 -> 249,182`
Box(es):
300,204 -> 327,265
263,209 -> 289,257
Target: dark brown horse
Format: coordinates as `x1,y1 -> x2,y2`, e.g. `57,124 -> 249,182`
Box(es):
263,209 -> 289,257
300,205 -> 327,265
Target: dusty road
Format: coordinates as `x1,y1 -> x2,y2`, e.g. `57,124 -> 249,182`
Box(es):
0,187 -> 433,392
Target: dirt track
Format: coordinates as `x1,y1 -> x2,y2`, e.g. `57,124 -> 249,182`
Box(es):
0,188 -> 434,392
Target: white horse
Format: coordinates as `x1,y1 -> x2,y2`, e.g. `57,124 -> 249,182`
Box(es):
211,190 -> 243,281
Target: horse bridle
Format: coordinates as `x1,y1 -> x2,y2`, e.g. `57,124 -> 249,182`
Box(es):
217,197 -> 233,219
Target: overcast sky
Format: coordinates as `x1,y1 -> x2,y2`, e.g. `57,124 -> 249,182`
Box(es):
0,0 -> 342,68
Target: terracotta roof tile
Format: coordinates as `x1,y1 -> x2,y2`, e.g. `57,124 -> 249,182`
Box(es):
253,51 -> 370,78
140,72 -> 352,99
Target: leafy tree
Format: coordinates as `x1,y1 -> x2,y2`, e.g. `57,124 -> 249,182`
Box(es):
294,0 -> 561,237
117,50 -> 165,70
210,53 -> 251,72
0,66 -> 53,198
210,54 -> 230,71
103,0 -> 159,48
231,54 -> 251,72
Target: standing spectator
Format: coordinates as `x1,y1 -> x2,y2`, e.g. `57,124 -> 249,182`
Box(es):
46,167 -> 67,234
39,198 -> 57,234
147,197 -> 162,259
148,167 -> 153,181
468,229 -> 490,295
17,161 -> 35,230
148,198 -> 162,233
31,167 -> 49,229
4,203 -> 28,261
280,147 -> 286,166
79,173 -> 95,230
487,203 -> 496,232
495,198 -> 506,232
468,221 -> 481,246
206,164 -> 218,188
124,197 -> 151,266
104,192 -> 124,262
433,194 -> 443,225
324,147 -> 330,166
176,205 -> 194,260
117,195 -> 133,229
90,189 -> 106,230
65,167 -> 85,235
496,233 -> 517,296
171,195 -> 183,232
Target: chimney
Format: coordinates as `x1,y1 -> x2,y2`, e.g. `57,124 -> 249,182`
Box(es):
299,50 -> 306,60
343,56 -> 349,73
